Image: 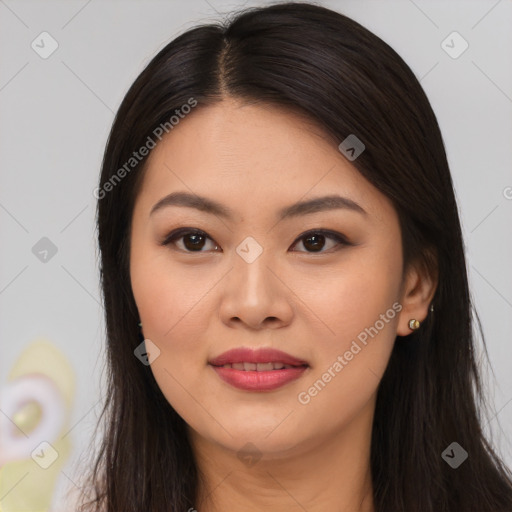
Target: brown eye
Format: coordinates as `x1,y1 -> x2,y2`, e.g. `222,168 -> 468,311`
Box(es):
303,233 -> 327,252
182,233 -> 208,251
162,228 -> 350,254
290,230 -> 350,253
161,229 -> 219,253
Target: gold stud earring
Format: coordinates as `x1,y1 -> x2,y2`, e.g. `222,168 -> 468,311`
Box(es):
408,319 -> 420,330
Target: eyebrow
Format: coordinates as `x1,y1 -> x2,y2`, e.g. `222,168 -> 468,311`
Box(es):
149,191 -> 367,220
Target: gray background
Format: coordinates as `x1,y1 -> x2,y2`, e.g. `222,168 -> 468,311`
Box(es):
1,0 -> 511,508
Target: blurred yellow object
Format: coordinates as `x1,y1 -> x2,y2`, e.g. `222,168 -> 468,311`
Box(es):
12,401 -> 43,436
0,339 -> 75,512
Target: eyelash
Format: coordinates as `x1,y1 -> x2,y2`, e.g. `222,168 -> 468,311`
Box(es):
160,228 -> 352,254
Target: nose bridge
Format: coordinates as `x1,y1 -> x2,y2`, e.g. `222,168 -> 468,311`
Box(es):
218,235 -> 293,329
232,239 -> 275,303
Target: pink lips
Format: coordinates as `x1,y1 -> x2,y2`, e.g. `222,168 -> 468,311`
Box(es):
209,347 -> 309,391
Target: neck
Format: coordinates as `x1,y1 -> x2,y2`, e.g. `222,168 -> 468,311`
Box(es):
188,398 -> 376,512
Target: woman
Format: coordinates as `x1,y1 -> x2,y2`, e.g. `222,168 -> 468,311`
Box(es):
80,2 -> 512,511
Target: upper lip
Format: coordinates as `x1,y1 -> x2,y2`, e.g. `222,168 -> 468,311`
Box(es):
209,347 -> 309,367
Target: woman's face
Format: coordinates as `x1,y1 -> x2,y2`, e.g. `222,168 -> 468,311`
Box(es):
130,98 -> 425,458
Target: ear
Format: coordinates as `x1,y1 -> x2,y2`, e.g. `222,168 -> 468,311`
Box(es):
396,257 -> 438,336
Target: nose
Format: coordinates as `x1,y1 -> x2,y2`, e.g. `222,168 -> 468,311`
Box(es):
218,248 -> 294,331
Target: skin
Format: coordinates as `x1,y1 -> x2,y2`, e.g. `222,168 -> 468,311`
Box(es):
130,98 -> 437,512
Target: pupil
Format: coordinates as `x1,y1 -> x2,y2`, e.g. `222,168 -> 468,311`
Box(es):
184,234 -> 205,251
304,234 -> 325,252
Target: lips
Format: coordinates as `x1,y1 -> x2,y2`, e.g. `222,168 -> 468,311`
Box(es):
209,347 -> 308,368
209,347 -> 309,391
218,362 -> 298,371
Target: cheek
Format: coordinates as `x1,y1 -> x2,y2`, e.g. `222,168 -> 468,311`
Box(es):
304,253 -> 401,336
131,256 -> 219,421
296,247 -> 403,394
291,263 -> 401,435
131,256 -> 217,356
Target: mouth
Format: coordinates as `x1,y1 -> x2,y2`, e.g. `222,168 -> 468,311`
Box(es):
208,347 -> 309,391
209,347 -> 309,367
213,362 -> 305,371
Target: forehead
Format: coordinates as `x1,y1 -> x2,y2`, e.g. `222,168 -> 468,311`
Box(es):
134,98 -> 394,223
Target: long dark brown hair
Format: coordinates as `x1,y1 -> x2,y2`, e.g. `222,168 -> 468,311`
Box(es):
79,2 -> 512,511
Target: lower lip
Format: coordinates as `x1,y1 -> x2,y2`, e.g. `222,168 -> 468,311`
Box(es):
210,365 -> 308,391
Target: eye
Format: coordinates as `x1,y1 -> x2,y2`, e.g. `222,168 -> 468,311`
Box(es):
160,228 -> 220,253
161,228 -> 351,254
290,229 -> 351,253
